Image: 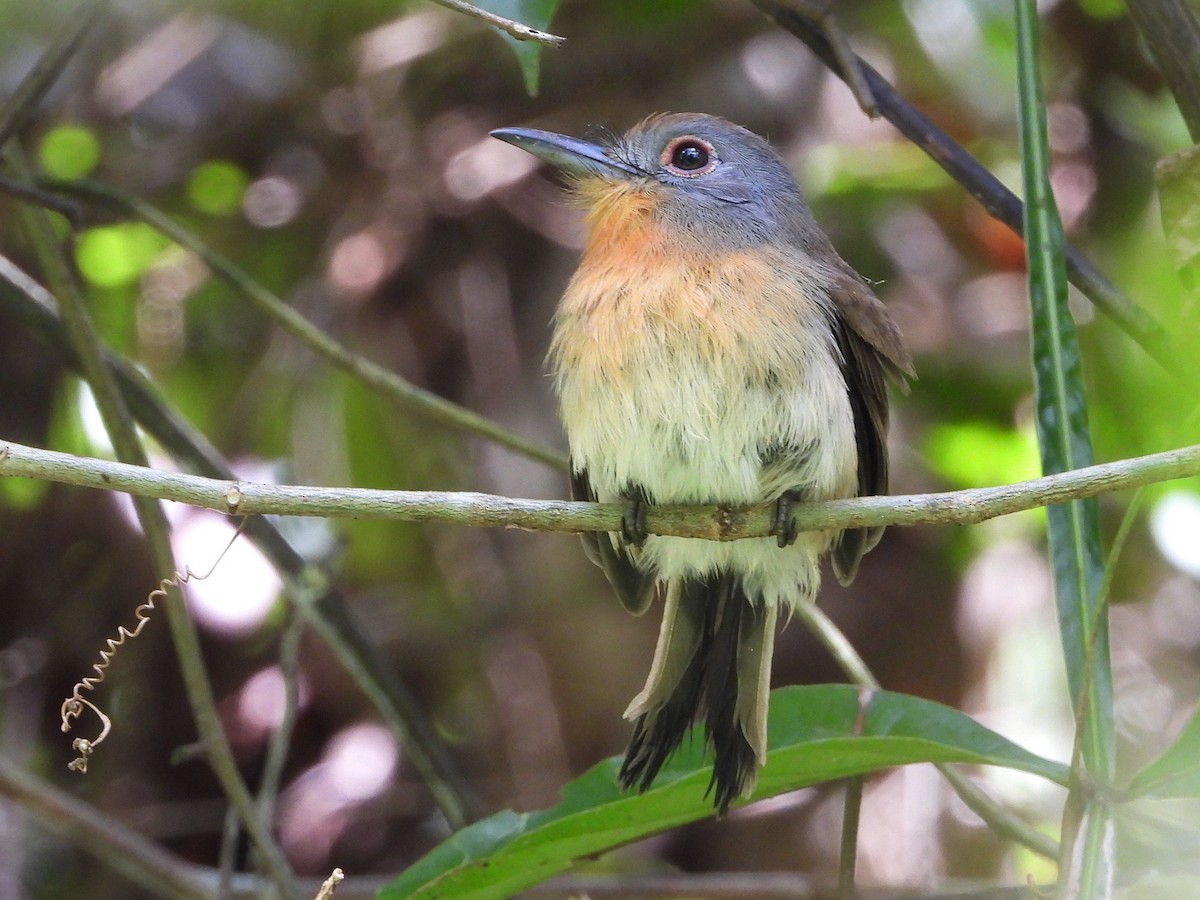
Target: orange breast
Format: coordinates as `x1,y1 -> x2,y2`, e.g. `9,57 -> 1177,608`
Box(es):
551,178 -> 829,386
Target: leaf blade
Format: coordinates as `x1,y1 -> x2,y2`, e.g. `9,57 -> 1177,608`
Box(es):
1015,1 -> 1114,895
380,685 -> 1067,899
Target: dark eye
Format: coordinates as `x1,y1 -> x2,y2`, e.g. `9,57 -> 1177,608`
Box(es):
662,137 -> 717,176
673,142 -> 708,170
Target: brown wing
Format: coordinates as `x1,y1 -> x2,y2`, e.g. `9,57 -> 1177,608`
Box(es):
828,266 -> 913,585
570,466 -> 657,614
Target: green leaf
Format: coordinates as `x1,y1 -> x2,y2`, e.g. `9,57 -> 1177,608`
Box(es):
381,685 -> 1067,899
1128,703 -> 1200,799
472,0 -> 559,96
1015,1 -> 1113,894
1015,0 -> 1112,778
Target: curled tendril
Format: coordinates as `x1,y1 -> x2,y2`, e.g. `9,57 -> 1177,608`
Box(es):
60,519 -> 246,773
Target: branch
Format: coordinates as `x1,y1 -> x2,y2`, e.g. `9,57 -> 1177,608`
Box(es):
1126,0 -> 1200,142
0,755 -> 210,900
429,0 -> 565,46
3,439 -> 1197,538
0,0 -> 106,147
750,0 -> 1199,391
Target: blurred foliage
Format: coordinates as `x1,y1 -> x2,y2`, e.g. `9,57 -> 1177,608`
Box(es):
0,0 -> 1199,897
36,124 -> 99,179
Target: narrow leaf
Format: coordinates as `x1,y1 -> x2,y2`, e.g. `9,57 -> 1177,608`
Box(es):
1014,0 -> 1113,779
472,0 -> 559,96
1015,1 -> 1114,895
381,685 -> 1067,900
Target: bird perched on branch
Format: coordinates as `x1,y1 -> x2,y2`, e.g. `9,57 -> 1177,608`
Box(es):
492,113 -> 912,814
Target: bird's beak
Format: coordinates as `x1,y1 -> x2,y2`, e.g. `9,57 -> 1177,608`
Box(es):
489,127 -> 643,180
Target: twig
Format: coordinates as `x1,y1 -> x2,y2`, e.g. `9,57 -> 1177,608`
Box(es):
0,262 -> 479,830
39,178 -> 567,471
2,438 -> 1197,540
750,0 -> 1198,390
0,0 -> 107,147
429,0 -> 565,45
784,1 -> 877,116
1126,0 -> 1200,142
314,868 -> 345,900
258,613 -> 305,828
836,775 -> 863,899
0,755 -> 211,900
0,173 -> 82,223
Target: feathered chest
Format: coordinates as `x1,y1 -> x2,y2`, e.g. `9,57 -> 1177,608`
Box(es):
547,212 -> 856,504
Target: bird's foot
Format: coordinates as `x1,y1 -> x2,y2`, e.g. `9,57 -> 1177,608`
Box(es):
621,495 -> 648,548
772,493 -> 799,548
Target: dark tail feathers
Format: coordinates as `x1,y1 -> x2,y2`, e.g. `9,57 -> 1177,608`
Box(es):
618,572 -> 777,815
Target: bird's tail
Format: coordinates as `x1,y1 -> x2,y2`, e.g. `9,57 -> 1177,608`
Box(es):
618,572 -> 778,814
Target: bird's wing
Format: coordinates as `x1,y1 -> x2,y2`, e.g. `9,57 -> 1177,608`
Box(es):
830,266 -> 915,382
828,266 -> 913,584
570,466 -> 658,615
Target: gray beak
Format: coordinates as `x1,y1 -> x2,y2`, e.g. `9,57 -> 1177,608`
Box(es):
489,127 -> 644,179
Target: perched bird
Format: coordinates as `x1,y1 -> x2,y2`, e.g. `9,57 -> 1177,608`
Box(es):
491,114 -> 912,814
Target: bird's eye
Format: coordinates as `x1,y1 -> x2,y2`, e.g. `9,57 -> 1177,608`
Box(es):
662,137 -> 717,177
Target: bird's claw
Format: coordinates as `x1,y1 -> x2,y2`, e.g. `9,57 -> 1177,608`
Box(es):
773,493 -> 799,548
621,496 -> 648,547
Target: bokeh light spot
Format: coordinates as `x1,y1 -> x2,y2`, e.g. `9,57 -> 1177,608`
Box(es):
1151,492 -> 1200,579
75,222 -> 169,288
177,512 -> 282,636
242,175 -> 302,228
38,124 -> 101,179
187,160 -> 249,216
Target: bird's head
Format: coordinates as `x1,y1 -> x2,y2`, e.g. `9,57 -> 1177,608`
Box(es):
491,113 -> 819,252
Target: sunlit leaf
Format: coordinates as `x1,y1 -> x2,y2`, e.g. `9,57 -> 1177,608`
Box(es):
381,685 -> 1067,899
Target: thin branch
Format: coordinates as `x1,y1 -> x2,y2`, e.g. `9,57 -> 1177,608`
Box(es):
0,261 -> 480,830
1126,0 -> 1200,142
0,0 -> 106,147
750,0 -> 1199,391
2,438 -> 1197,539
430,0 -> 565,45
786,1 -> 877,116
836,776 -> 863,899
39,178 -> 568,471
0,755 -> 210,900
0,173 -> 82,223
256,613 -> 305,835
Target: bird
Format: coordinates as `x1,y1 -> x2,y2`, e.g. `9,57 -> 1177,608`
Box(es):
491,113 -> 913,815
